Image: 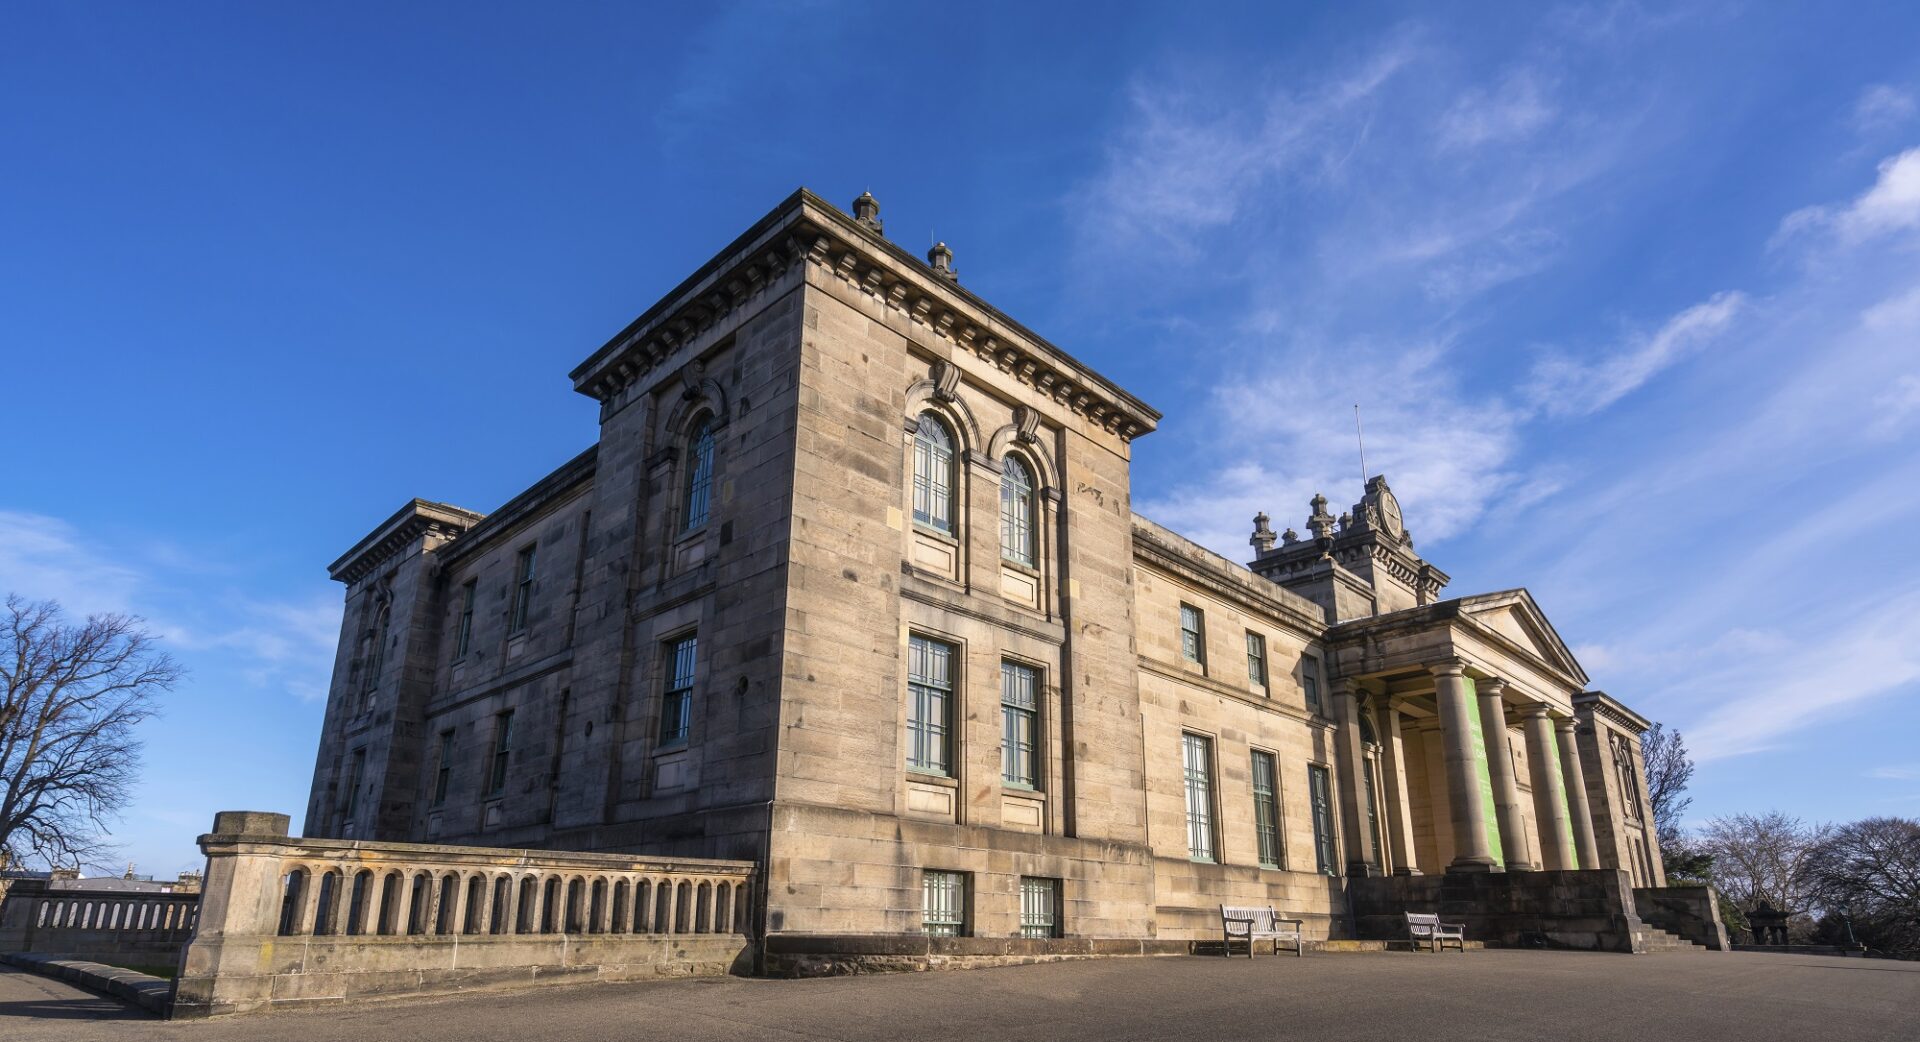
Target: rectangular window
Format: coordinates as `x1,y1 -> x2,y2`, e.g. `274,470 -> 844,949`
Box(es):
1309,763 -> 1337,876
1179,603 -> 1206,666
341,748 -> 365,817
1019,877 -> 1061,939
1001,660 -> 1039,788
1251,750 -> 1282,868
487,710 -> 514,797
907,635 -> 954,775
1301,656 -> 1322,714
922,870 -> 967,936
455,580 -> 476,658
432,731 -> 454,806
509,546 -> 536,634
1245,631 -> 1267,688
659,635 -> 698,745
1182,732 -> 1216,861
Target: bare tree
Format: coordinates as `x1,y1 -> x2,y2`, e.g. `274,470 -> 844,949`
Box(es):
1806,817 -> 1920,956
1696,811 -> 1830,914
1,595 -> 179,867
1640,722 -> 1693,854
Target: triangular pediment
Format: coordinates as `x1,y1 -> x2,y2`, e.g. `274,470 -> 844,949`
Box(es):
1457,589 -> 1588,686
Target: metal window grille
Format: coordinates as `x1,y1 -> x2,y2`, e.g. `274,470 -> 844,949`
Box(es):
907,636 -> 953,775
432,731 -> 454,806
683,419 -> 715,531
911,415 -> 955,533
488,710 -> 515,796
659,635 -> 698,744
510,546 -> 536,633
999,455 -> 1034,565
1183,733 -> 1216,861
1309,764 -> 1337,875
455,581 -> 475,657
1020,877 -> 1060,939
1251,750 -> 1281,868
1245,631 -> 1267,687
1001,661 -> 1039,788
923,871 -> 965,936
1180,604 -> 1205,665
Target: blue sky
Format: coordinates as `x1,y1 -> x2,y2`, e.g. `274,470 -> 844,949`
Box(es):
4,2 -> 1918,876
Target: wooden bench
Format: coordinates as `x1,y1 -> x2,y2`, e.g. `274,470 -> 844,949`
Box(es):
1405,912 -> 1466,952
1220,905 -> 1305,958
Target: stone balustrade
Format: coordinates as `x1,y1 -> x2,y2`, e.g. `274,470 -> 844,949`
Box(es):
173,811 -> 757,1019
0,881 -> 199,962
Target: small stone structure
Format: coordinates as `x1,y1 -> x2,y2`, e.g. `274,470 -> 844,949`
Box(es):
1633,885 -> 1731,951
171,811 -> 754,1019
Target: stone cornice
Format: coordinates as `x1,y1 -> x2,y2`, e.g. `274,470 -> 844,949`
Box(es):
1131,516 -> 1327,636
329,500 -> 485,585
569,188 -> 1161,443
1575,690 -> 1651,733
434,447 -> 597,572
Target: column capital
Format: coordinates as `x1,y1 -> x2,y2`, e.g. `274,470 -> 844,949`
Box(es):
1479,677 -> 1509,697
1518,701 -> 1554,721
1554,715 -> 1581,734
1428,659 -> 1467,678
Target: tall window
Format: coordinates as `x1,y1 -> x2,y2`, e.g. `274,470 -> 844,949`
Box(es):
1179,604 -> 1206,665
1245,631 -> 1267,688
362,604 -> 389,704
1301,656 -> 1322,714
432,731 -> 454,806
1182,733 -> 1216,862
455,580 -> 476,658
683,417 -> 715,532
1251,750 -> 1281,868
659,635 -> 698,745
911,413 -> 955,533
1020,877 -> 1061,939
341,748 -> 365,818
907,635 -> 954,775
487,710 -> 515,797
999,455 -> 1035,565
510,546 -> 536,634
1001,660 -> 1039,788
922,870 -> 966,936
1308,764 -> 1337,876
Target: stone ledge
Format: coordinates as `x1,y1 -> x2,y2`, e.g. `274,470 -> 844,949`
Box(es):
0,952 -> 171,1016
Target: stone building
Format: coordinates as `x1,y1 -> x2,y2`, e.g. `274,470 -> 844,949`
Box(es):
304,188 -> 1671,962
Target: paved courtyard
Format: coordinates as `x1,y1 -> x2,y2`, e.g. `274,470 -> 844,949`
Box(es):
3,951 -> 1916,1041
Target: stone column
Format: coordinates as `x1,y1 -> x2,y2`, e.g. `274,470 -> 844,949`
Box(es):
1557,718 -> 1601,870
1476,679 -> 1530,872
364,871 -> 387,936
1331,680 -> 1380,876
1521,704 -> 1574,870
1378,701 -> 1421,875
1432,661 -> 1496,871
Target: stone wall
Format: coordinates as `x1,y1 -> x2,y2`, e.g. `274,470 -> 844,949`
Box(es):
0,879 -> 198,965
1350,868 -> 1645,953
1634,885 -> 1730,951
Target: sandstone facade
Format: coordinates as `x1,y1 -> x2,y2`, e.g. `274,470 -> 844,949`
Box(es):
304,189 -> 1669,962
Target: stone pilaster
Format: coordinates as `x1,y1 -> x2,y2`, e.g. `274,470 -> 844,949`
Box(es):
1378,700 -> 1421,875
1557,718 -> 1600,870
1476,679 -> 1530,872
1431,661 -> 1496,871
1331,680 -> 1381,876
1521,704 -> 1575,870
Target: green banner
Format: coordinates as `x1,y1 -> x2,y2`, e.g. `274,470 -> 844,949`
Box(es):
1461,678 -> 1503,864
1544,731 -> 1580,869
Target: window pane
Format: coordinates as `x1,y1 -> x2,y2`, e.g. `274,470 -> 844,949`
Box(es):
1302,659 -> 1321,713
489,711 -> 514,796
1183,733 -> 1215,861
1309,764 -> 1337,875
923,871 -> 965,936
1020,877 -> 1059,939
1252,751 -> 1281,868
907,636 -> 953,774
660,636 -> 697,744
683,420 -> 715,531
1245,632 -> 1266,686
999,456 -> 1034,565
1001,661 -> 1039,788
912,415 -> 954,533
456,582 -> 475,657
1180,604 -> 1204,664
511,547 -> 536,633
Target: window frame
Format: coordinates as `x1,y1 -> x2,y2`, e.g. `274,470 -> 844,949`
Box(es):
1179,603 -> 1206,667
1301,655 -> 1323,714
509,545 -> 536,635
906,634 -> 956,776
1000,659 -> 1040,789
1182,732 -> 1217,862
998,454 -> 1036,566
1308,762 -> 1338,876
454,580 -> 476,659
682,416 -> 716,533
922,869 -> 968,937
911,413 -> 957,535
431,730 -> 454,807
1245,630 -> 1268,689
1251,749 -> 1282,869
486,710 -> 515,798
658,633 -> 698,747
1019,876 -> 1062,939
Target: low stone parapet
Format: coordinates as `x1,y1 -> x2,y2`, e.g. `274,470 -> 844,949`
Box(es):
0,878 -> 198,965
171,811 -> 756,1019
1349,868 -> 1646,953
762,933 -> 1190,976
1633,885 -> 1730,951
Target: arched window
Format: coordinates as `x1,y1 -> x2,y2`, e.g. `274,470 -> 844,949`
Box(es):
683,417 -> 715,531
999,455 -> 1035,565
911,413 -> 955,533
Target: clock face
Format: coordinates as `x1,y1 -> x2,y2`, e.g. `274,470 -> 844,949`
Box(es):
1379,489 -> 1404,538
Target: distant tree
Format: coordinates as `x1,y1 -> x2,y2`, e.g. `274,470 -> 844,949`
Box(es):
1805,817 -> 1920,958
0,595 -> 178,868
1640,723 -> 1693,850
1695,812 -> 1830,920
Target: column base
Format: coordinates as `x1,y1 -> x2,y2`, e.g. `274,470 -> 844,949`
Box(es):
1447,858 -> 1499,873
1344,862 -> 1384,878
1392,868 -> 1423,877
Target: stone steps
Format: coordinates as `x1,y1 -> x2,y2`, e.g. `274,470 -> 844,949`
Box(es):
1633,926 -> 1704,953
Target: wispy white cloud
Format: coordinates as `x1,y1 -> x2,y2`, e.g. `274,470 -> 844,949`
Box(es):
1437,69 -> 1557,150
1852,84 -> 1916,135
1525,290 -> 1745,417
1869,765 -> 1920,782
1776,146 -> 1920,248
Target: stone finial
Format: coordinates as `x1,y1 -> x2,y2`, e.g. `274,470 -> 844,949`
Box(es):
1250,512 -> 1276,554
852,191 -> 884,235
928,241 -> 958,281
1306,492 -> 1335,541
1282,527 -> 1300,545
